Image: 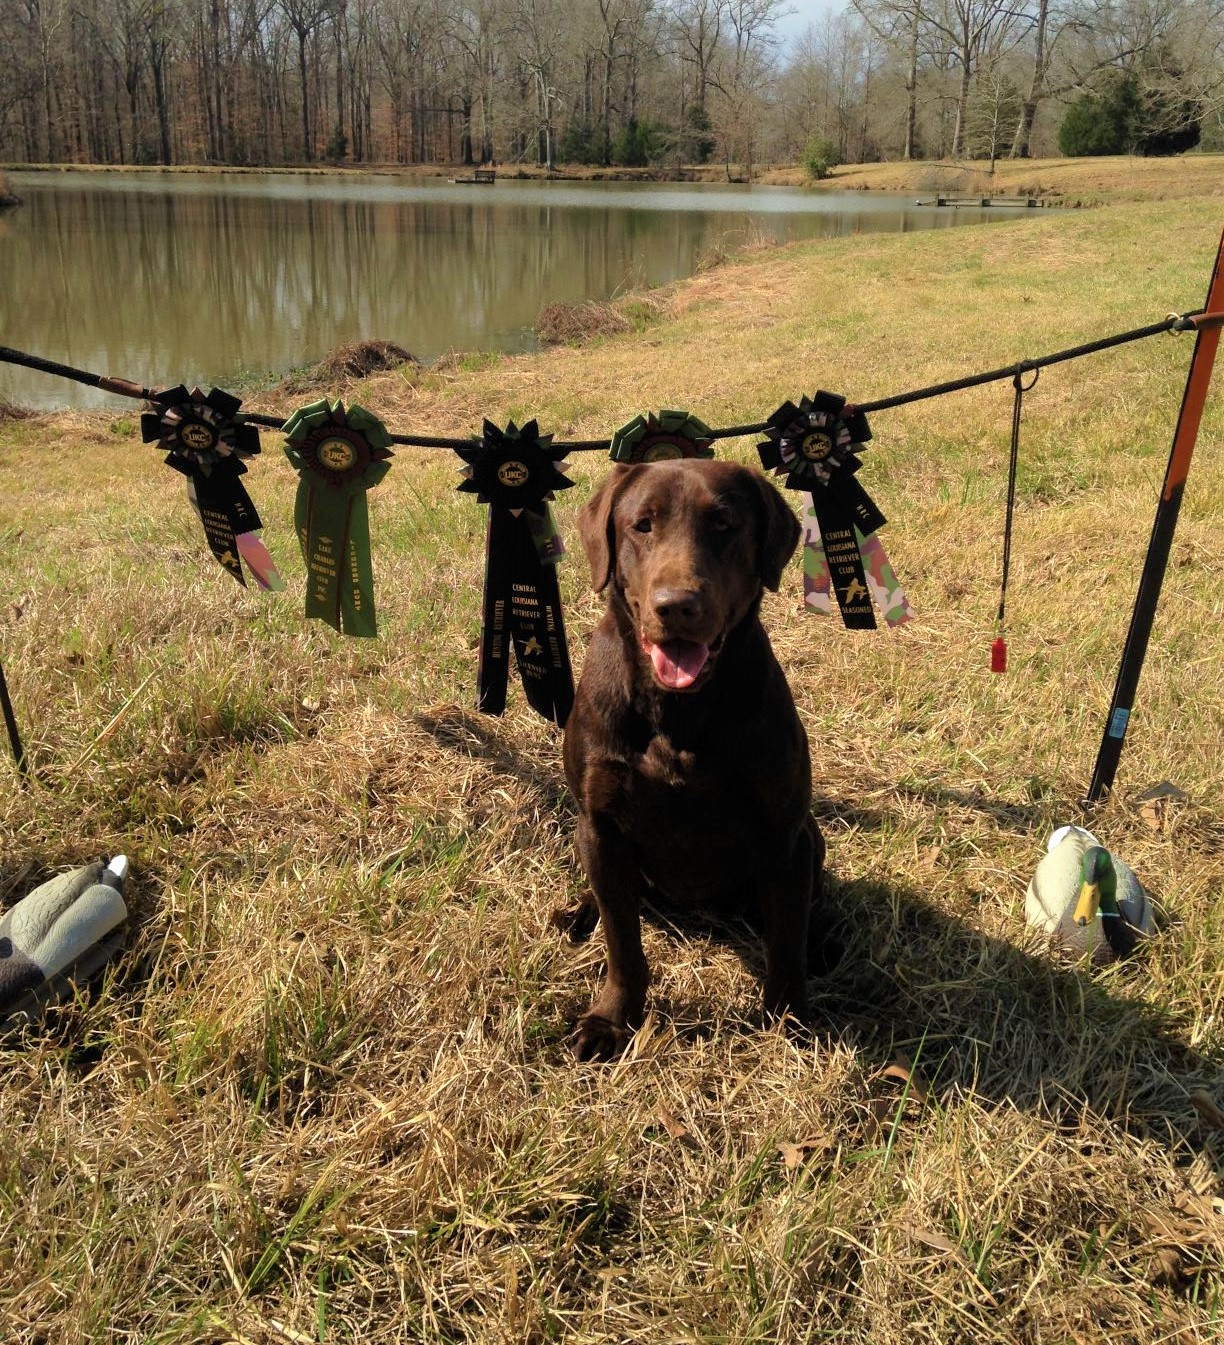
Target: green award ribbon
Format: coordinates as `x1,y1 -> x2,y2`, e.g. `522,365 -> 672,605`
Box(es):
759,391 -> 910,630
283,398 -> 392,638
456,419 -> 576,726
609,409 -> 715,462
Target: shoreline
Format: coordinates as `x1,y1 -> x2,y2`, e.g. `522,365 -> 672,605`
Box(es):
6,153 -> 1223,205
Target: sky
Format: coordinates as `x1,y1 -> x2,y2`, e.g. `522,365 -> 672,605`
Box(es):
776,0 -> 848,40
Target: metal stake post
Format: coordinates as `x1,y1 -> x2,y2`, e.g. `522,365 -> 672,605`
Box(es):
1086,230 -> 1224,804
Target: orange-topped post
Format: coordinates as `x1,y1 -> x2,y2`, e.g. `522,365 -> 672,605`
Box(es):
1086,229 -> 1224,803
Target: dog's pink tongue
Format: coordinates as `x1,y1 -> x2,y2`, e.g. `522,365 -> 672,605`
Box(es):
648,639 -> 710,689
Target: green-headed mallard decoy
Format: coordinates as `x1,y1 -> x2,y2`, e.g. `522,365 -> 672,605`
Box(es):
1024,825 -> 1152,962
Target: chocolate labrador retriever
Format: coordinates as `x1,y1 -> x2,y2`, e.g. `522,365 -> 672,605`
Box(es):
562,458 -> 825,1060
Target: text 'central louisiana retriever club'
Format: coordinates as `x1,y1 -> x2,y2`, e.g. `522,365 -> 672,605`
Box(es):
562,458 -> 826,1060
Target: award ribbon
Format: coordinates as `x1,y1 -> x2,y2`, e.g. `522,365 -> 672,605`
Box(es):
801,503 -> 914,626
609,409 -> 714,462
283,398 -> 392,638
758,391 -> 911,629
142,385 -> 284,591
456,420 -> 576,727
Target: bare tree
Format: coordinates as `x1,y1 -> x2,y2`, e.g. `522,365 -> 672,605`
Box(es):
922,0 -> 1033,156
854,0 -> 932,158
279,0 -> 334,159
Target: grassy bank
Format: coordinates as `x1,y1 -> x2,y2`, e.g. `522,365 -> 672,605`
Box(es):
766,152 -> 1224,205
2,195 -> 1224,1342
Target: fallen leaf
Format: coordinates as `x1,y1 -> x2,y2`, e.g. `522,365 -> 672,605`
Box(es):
658,1105 -> 692,1143
904,1224 -> 970,1266
880,1053 -> 930,1104
1133,781 -> 1189,804
777,1135 -> 834,1172
1139,800 -> 1165,834
1191,1090 -> 1224,1130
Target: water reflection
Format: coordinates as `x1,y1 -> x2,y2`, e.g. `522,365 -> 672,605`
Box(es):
0,172 -> 1034,409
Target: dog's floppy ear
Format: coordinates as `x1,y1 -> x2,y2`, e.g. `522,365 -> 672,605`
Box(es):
577,465 -> 641,592
746,470 -> 801,592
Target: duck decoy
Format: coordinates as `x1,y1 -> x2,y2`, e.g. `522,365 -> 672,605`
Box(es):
1025,825 -> 1152,962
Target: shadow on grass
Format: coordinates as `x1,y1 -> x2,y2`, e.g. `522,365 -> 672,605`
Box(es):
414,704 -> 573,818
414,706 -> 1223,1172
812,785 -> 1047,835
625,867 -> 1224,1178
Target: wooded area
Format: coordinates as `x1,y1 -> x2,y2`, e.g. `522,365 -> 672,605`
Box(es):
1,0 -> 1221,171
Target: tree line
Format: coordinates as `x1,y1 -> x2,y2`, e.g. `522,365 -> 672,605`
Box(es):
1,0 -> 1220,173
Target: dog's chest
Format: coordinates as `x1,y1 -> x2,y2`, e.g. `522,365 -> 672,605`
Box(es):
639,736 -> 700,789
627,731 -> 764,845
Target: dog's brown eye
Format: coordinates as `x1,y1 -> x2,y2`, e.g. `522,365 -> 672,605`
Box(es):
711,514 -> 735,533
633,517 -> 653,534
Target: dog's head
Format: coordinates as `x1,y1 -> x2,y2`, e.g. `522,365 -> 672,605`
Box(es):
577,459 -> 800,692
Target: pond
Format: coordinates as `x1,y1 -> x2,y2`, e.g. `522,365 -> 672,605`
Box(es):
0,170 -> 1036,409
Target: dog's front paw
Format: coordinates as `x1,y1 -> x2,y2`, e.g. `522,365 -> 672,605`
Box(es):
550,900 -> 600,944
570,1012 -> 630,1062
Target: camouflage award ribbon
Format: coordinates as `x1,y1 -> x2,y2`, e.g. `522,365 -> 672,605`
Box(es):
609,409 -> 714,462
759,391 -> 911,629
142,385 -> 284,591
283,398 -> 392,638
456,419 -> 575,727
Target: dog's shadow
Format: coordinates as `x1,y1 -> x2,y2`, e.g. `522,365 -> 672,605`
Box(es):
419,707 -> 1223,1170
594,867 -> 1223,1168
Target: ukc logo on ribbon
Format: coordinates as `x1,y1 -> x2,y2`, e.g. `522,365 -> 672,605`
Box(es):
759,391 -> 912,629
456,420 -> 576,726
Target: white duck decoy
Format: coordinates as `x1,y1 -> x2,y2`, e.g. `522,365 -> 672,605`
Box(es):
1,856 -> 128,1030
1025,825 -> 1153,962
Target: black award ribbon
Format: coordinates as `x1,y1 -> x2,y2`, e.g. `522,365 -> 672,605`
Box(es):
758,391 -> 894,630
456,420 -> 576,727
142,385 -> 284,590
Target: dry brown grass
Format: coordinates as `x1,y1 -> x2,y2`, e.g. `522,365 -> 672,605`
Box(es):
758,153 -> 1224,206
2,193 -> 1224,1342
536,294 -> 675,347
278,341 -> 419,395
536,301 -> 634,345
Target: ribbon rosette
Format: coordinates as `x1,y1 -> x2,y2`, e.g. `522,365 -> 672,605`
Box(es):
455,420 -> 576,727
283,398 -> 393,638
142,384 -> 284,590
758,391 -> 912,629
609,409 -> 715,463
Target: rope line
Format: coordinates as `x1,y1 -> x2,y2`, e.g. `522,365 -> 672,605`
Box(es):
2,310 -> 1218,453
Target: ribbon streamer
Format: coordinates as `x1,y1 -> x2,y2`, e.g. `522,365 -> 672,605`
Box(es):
801,503 -> 913,626
283,398 -> 392,637
143,385 -> 284,590
456,420 -> 576,726
609,409 -> 714,462
759,391 -> 910,629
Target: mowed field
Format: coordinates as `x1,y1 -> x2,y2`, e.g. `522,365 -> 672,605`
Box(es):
2,174 -> 1224,1342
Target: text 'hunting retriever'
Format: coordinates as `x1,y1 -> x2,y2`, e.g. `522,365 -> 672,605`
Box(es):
563,458 -> 826,1061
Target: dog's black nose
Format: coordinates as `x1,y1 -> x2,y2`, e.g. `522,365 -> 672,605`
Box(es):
652,587 -> 704,624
